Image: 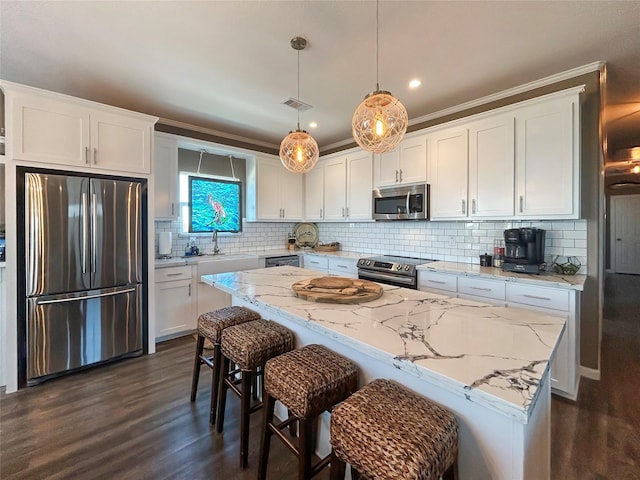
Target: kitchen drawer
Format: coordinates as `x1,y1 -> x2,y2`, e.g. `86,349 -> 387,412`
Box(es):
507,283 -> 570,312
327,257 -> 358,276
459,277 -> 505,301
418,271 -> 458,293
303,255 -> 329,272
155,265 -> 193,283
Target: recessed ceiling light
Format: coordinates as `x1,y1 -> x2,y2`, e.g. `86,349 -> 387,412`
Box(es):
309,122 -> 318,129
409,79 -> 421,89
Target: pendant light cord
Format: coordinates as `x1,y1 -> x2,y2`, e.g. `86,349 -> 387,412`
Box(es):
376,0 -> 379,91
297,47 -> 301,130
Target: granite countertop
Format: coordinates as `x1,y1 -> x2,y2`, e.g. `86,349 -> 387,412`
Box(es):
202,266 -> 565,424
418,261 -> 586,291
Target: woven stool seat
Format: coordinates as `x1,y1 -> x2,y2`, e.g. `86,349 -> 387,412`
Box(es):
197,306 -> 261,344
330,379 -> 459,480
264,344 -> 359,418
190,306 -> 261,427
258,344 -> 359,480
221,319 -> 294,370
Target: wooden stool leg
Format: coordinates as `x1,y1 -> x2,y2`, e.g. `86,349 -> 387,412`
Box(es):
298,417 -> 314,480
443,459 -> 459,480
329,450 -> 346,480
257,393 -> 276,480
216,357 -> 231,433
209,344 -> 222,426
190,335 -> 205,401
350,466 -> 361,480
240,369 -> 253,469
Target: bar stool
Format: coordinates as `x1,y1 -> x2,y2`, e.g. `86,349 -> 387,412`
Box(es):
217,319 -> 295,469
258,344 -> 359,480
189,306 -> 261,425
329,379 -> 459,480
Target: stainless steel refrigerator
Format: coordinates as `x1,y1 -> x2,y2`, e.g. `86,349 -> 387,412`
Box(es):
24,171 -> 143,385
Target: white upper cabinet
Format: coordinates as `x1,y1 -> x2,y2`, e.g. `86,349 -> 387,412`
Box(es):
324,156 -> 347,220
304,164 -> 324,222
346,150 -> 373,220
428,87 -> 581,221
154,133 -> 179,220
247,155 -> 303,221
305,148 -> 372,222
375,134 -> 427,187
3,81 -> 156,174
427,127 -> 469,219
515,95 -> 579,219
468,114 -> 515,218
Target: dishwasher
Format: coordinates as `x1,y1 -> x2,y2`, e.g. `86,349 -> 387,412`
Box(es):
264,255 -> 300,268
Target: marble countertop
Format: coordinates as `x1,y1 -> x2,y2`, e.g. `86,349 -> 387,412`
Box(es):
418,261 -> 586,291
202,266 -> 565,424
155,249 -> 362,268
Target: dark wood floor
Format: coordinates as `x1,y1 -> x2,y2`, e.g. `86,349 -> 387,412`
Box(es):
2,273 -> 639,479
0,336 -> 328,480
550,273 -> 640,479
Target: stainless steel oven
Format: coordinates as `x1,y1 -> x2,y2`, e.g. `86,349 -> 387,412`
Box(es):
357,255 -> 435,290
372,183 -> 429,221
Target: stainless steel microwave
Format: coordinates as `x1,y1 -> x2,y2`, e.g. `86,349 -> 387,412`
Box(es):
372,183 -> 430,220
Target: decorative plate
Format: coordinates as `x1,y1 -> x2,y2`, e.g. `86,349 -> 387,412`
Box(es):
294,222 -> 319,248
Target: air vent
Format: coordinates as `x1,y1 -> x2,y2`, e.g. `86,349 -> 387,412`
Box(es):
282,97 -> 312,112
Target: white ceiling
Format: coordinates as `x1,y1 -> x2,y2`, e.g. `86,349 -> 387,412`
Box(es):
1,1 -> 639,160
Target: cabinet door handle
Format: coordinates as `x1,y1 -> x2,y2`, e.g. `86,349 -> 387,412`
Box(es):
470,286 -> 492,291
85,146 -> 90,164
188,284 -> 191,296
399,169 -> 403,183
346,207 -> 349,217
342,207 -> 345,217
93,148 -> 98,165
171,203 -> 175,215
519,196 -> 524,213
428,280 -> 446,284
472,199 -> 476,214
320,208 -> 323,218
337,265 -> 347,268
461,199 -> 466,215
166,272 -> 183,277
395,170 -> 399,183
523,294 -> 551,301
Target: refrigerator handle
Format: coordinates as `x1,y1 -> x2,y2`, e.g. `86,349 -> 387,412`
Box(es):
92,193 -> 98,273
82,192 -> 89,274
36,287 -> 137,305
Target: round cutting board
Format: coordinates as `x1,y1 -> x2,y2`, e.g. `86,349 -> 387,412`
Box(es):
292,276 -> 383,304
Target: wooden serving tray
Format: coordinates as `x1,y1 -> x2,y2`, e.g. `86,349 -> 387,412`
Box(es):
292,276 -> 383,304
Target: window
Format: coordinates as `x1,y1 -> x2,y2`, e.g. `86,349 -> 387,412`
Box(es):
179,172 -> 242,233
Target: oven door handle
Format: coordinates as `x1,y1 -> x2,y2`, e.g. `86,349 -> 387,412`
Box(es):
359,270 -> 415,286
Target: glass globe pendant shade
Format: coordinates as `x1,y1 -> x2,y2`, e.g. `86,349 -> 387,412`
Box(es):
352,90 -> 408,154
279,129 -> 319,174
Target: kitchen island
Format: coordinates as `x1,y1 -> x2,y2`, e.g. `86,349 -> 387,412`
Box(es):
202,266 -> 565,480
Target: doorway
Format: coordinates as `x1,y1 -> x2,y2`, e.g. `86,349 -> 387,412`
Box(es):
610,194 -> 640,274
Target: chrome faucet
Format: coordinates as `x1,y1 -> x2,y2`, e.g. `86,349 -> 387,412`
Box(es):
212,230 -> 220,255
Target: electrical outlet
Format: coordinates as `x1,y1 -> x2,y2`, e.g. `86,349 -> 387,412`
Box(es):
447,236 -> 457,248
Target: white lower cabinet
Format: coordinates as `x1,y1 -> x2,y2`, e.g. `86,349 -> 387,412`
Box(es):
0,267 -> 6,387
419,270 -> 580,399
154,265 -> 196,341
327,257 -> 358,278
458,276 -> 506,305
507,283 -> 579,400
302,255 -> 329,273
302,255 -> 358,278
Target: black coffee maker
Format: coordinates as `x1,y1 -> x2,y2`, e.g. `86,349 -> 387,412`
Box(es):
502,227 -> 546,274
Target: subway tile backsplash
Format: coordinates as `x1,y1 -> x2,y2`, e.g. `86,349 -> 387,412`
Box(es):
155,219 -> 587,273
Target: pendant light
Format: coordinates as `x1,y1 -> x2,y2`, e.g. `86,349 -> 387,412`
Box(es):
279,36 -> 319,174
352,0 -> 408,154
